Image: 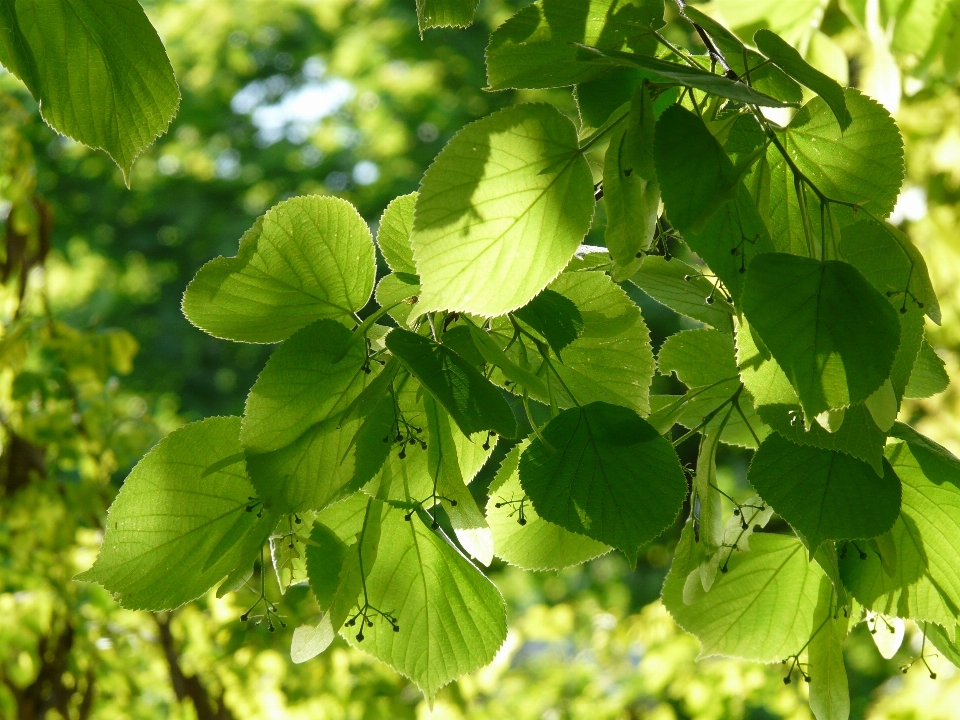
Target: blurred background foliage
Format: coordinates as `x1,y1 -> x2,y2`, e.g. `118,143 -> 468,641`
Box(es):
1,0 -> 960,718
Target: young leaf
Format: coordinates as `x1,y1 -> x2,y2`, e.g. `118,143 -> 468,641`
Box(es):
780,89 -> 904,217
385,328 -> 518,439
344,503 -> 507,699
519,401 -> 686,562
377,192 -> 418,275
77,417 -> 274,610
662,520 -> 826,662
512,288 -> 584,355
629,256 -> 735,333
242,320 -> 393,513
0,0 -> 179,183
658,328 -> 738,388
807,578 -> 851,720
411,104 -> 594,317
604,83 -> 659,279
742,254 -> 901,417
840,217 -> 941,324
841,426 -> 960,633
747,433 -> 901,553
417,0 -> 479,31
754,29 -> 852,130
183,196 -> 376,343
487,444 -> 609,571
904,338 -> 949,399
485,0 -> 663,90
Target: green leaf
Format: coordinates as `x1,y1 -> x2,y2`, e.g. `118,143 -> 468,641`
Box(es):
754,29 -> 851,130
583,47 -> 796,108
655,105 -> 748,234
416,0 -> 479,30
485,0 -> 663,90
905,338 -> 949,399
465,323 -> 549,397
807,577 -> 851,720
780,89 -> 904,217
344,503 -> 507,699
651,380 -> 769,449
546,271 -> 655,414
411,104 -> 594,317
183,196 -> 376,343
385,328 -> 518,439
424,395 -> 494,566
747,433 -> 901,553
0,0 -> 179,183
575,67 -> 678,129
295,498 -> 385,663
377,192 -> 418,275
658,328 -> 738,388
512,288 -> 584,355
487,444 -> 610,571
77,417 -> 274,610
363,375 -> 496,505
629,256 -> 735,333
305,523 -> 349,611
604,83 -> 659,279
707,0 -> 828,47
742,254 -> 901,417
662,520 -> 826,662
655,105 -> 776,301
375,273 -> 421,328
925,623 -> 960,670
679,6 -> 803,105
841,429 -> 960,632
242,320 -> 393,513
840,217 -> 941,325
519,401 -> 686,561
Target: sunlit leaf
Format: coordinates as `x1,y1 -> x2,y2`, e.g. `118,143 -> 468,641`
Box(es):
77,417 -> 275,610
0,0 -> 179,182
412,104 -> 594,317
183,197 -> 376,343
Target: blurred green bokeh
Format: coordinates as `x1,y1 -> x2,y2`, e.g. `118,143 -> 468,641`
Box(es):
2,0 -> 960,718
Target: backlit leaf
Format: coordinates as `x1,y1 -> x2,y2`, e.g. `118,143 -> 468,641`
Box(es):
0,0 -> 179,182
344,503 -> 507,699
77,417 -> 275,610
485,0 -> 663,90
629,256 -> 735,333
411,104 -> 594,317
183,196 -> 376,343
663,520 -> 826,662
